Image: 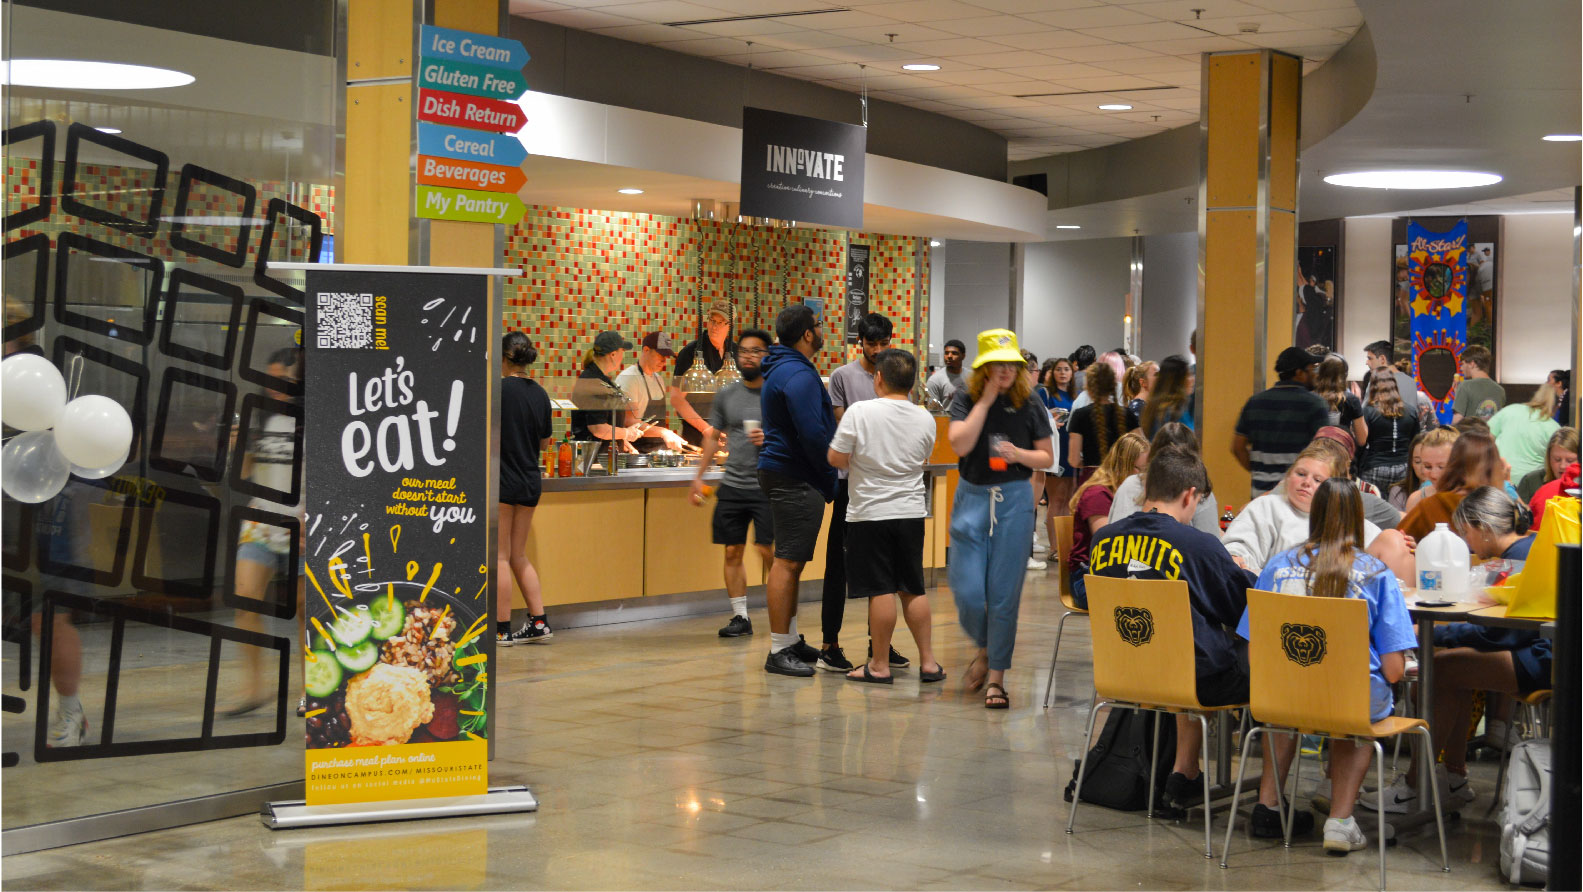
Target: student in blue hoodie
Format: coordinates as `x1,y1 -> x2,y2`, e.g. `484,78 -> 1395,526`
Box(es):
756,303 -> 837,677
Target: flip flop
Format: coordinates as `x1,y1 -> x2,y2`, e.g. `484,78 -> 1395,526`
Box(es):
919,664 -> 947,683
846,664 -> 894,685
984,682 -> 1009,709
963,654 -> 988,692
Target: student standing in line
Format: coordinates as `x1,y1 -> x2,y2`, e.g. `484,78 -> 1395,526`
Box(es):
756,304 -> 836,677
1139,354 -> 1194,437
828,349 -> 945,685
1315,355 -> 1368,447
1040,357 -> 1079,522
1451,345 -> 1505,423
1357,367 -> 1419,493
1123,360 -> 1156,419
947,329 -> 1054,709
1066,361 -> 1136,484
497,332 -> 555,646
1232,346 -> 1328,497
690,328 -> 776,638
926,339 -> 967,408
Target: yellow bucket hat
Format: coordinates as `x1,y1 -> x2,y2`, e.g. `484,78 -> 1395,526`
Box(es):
972,329 -> 1024,369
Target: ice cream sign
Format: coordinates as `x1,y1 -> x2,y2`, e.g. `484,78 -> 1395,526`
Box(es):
415,24 -> 528,224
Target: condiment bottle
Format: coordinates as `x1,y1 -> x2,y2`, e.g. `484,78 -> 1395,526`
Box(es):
1220,505 -> 1235,532
557,438 -> 573,478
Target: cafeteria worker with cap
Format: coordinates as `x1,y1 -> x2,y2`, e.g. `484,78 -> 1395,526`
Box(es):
945,329 -> 1054,710
569,331 -> 642,451
670,301 -> 738,447
616,331 -> 693,453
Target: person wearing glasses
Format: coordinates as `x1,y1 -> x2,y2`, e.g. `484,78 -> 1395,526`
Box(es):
670,301 -> 738,447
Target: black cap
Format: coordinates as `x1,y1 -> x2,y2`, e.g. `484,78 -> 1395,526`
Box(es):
1275,346 -> 1319,374
593,331 -> 634,355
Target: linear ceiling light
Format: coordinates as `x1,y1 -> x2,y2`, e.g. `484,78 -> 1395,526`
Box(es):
903,63 -> 941,71
1097,104 -> 1132,110
1323,170 -> 1503,189
1014,85 -> 1176,99
618,188 -> 644,195
1542,134 -> 1582,142
663,8 -> 849,26
2,59 -> 194,89
1056,224 -> 1081,230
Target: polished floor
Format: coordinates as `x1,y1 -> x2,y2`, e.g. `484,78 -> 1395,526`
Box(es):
4,569 -> 1512,890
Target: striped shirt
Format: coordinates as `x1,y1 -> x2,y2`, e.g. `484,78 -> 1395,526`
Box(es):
1235,382 -> 1328,497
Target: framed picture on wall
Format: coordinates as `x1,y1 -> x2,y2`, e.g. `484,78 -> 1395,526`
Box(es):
1295,245 -> 1337,352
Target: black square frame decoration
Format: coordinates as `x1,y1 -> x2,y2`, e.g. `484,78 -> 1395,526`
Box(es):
150,367 -> 237,483
60,123 -> 169,237
3,120 -> 55,231
54,231 -> 164,347
132,484 -> 220,599
3,574 -> 33,693
229,392 -> 302,506
53,335 -> 150,459
34,478 -> 136,588
2,502 -> 34,573
222,506 -> 300,620
158,268 -> 244,370
252,197 -> 323,303
238,298 -> 303,396
3,234 -> 49,343
168,163 -> 257,268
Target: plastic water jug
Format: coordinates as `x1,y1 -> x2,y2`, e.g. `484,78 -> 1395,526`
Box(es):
1415,522 -> 1470,597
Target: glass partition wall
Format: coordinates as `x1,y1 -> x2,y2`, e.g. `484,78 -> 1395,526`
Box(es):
2,0 -> 336,848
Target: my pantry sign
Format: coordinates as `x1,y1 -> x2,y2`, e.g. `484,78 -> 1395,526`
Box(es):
415,24 -> 529,224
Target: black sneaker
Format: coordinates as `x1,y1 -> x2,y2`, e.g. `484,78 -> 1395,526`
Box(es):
719,615 -> 753,638
518,616 -> 553,643
1250,802 -> 1314,839
1163,771 -> 1205,807
869,643 -> 911,668
765,647 -> 815,677
497,629 -> 518,648
790,635 -> 821,665
816,646 -> 854,672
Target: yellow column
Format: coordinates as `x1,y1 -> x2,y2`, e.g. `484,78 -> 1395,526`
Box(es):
1197,49 -> 1300,507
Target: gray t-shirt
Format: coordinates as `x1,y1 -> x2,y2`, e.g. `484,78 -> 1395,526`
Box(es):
1453,376 -> 1505,420
708,382 -> 764,492
828,359 -> 878,480
926,367 -> 964,407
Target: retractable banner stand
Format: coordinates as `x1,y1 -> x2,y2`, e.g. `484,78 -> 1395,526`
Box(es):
739,106 -> 866,230
263,263 -> 533,829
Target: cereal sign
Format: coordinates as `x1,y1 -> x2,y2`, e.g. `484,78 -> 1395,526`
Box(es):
302,269 -> 492,805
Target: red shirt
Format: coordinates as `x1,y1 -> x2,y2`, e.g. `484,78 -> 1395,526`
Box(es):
1530,461 -> 1580,528
1070,484 -> 1115,570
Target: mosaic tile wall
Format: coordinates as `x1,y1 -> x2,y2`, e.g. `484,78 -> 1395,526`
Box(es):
503,207 -> 929,392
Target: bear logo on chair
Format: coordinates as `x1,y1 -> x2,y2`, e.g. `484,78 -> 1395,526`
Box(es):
1280,623 -> 1327,667
1113,606 -> 1155,647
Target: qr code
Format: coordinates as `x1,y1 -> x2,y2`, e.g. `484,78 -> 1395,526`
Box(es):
316,292 -> 373,349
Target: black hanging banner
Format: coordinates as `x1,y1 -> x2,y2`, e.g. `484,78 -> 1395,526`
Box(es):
844,242 -> 870,345
302,269 -> 493,807
739,106 -> 866,230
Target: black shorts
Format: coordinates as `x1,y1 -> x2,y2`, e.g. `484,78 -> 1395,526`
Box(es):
844,518 -> 926,598
1196,648 -> 1251,707
499,472 -> 542,508
758,469 -> 826,563
712,484 -> 773,546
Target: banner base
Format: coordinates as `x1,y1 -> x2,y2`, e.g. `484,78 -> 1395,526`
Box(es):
261,785 -> 537,830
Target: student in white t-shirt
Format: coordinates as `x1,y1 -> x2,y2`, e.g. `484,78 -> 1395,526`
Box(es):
827,348 -> 946,684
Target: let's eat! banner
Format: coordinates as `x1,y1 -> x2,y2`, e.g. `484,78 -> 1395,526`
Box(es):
302,269 -> 492,806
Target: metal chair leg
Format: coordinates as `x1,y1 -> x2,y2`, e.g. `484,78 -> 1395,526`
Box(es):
1043,611 -> 1072,708
1416,726 -> 1451,873
1284,731 -> 1302,849
1373,740 -> 1388,892
1220,725 -> 1261,869
1066,695 -> 1106,835
1147,710 -> 1162,819
1197,713 -> 1213,859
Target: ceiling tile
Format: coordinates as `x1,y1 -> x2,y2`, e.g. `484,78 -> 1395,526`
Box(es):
590,0 -> 721,22
929,68 -> 1042,85
778,62 -> 872,79
931,15 -> 1051,38
1238,27 -> 1350,49
1051,42 -> 1164,63
508,0 -> 570,13
745,28 -> 869,51
1004,61 -> 1117,80
1120,0 -> 1268,18
1053,73 -> 1171,91
1112,53 -> 1201,73
989,30 -> 1114,50
653,35 -> 761,56
822,23 -> 961,44
1289,7 -> 1364,28
944,49 -> 1068,68
591,22 -> 693,42
1241,0 -> 1359,11
678,18 -> 806,37
1023,5 -> 1159,29
1075,21 -> 1216,43
890,36 -> 1017,56
813,43 -> 920,63
1191,12 -> 1322,35
1131,35 -> 1256,53
858,0 -> 1004,22
529,7 -> 644,28
971,0 -> 1101,12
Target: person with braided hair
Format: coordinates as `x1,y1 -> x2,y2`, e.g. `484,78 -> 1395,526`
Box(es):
1065,360 -> 1137,486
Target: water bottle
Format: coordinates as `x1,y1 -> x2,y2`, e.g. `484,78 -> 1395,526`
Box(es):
1414,522 -> 1470,597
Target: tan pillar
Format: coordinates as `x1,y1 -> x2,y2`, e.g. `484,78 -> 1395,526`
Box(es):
1196,49 -> 1301,508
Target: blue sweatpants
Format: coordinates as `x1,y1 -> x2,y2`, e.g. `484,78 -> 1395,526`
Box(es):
948,479 -> 1036,671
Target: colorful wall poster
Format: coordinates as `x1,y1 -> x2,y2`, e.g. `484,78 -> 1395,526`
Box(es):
1404,219 -> 1471,424
302,269 -> 492,806
1295,245 -> 1336,352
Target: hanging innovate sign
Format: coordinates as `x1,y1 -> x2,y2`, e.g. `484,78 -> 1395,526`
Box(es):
739,106 -> 866,230
415,24 -> 529,225
302,268 -> 492,806
844,242 -> 870,345
1405,219 -> 1470,425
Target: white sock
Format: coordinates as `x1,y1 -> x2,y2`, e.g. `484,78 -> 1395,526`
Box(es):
787,616 -> 799,640
770,631 -> 798,653
730,596 -> 748,618
58,694 -> 82,716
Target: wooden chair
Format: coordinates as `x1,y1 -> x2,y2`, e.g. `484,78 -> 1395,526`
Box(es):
1042,514 -> 1083,708
1066,575 -> 1246,859
1489,688 -> 1552,814
1220,588 -> 1449,891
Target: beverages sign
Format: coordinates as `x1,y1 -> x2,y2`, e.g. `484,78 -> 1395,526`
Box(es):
415,24 -> 530,224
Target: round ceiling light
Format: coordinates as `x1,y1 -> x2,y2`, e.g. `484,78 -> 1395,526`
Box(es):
1056,224 -> 1081,230
617,188 -> 644,195
902,63 -> 941,71
1323,170 -> 1502,189
2,59 -> 195,90
1097,104 -> 1132,110
929,240 -> 941,247
1542,134 -> 1582,142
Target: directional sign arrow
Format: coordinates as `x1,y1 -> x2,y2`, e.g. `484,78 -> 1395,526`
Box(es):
415,184 -> 526,224
418,58 -> 526,101
420,25 -> 530,71
418,121 -> 527,167
417,155 -> 526,193
418,88 -> 526,134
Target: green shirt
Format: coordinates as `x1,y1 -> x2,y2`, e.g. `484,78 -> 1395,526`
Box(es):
1453,376 -> 1505,420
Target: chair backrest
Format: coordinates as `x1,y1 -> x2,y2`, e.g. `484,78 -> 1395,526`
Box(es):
1084,574 -> 1204,709
1245,588 -> 1374,737
1053,514 -> 1076,601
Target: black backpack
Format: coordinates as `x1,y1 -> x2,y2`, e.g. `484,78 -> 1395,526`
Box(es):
1063,706 -> 1177,812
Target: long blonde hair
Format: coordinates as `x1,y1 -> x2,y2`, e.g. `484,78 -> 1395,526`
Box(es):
1524,380 -> 1559,420
1299,479 -> 1367,599
1071,430 -> 1148,512
967,361 -> 1033,409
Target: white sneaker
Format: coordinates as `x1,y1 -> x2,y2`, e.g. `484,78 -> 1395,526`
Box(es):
1483,719 -> 1520,752
1027,557 -> 1048,571
1359,773 -> 1418,814
48,707 -> 87,748
1323,816 -> 1368,854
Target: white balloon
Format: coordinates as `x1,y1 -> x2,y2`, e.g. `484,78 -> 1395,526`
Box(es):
2,430 -> 71,503
71,446 -> 131,480
1,354 -> 67,431
54,395 -> 134,470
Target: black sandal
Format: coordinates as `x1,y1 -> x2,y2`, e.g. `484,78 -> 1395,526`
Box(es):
847,664 -> 894,685
984,682 -> 1009,709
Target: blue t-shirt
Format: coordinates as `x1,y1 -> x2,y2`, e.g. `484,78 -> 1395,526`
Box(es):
1239,548 -> 1417,721
1041,387 -> 1074,412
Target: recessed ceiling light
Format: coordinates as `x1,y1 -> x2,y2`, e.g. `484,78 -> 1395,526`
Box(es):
1056,224 -> 1081,230
1542,134 -> 1582,142
94,126 -> 121,134
930,240 -> 941,247
1323,170 -> 1503,189
1097,104 -> 1132,110
2,59 -> 195,90
902,63 -> 941,71
617,188 -> 644,195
